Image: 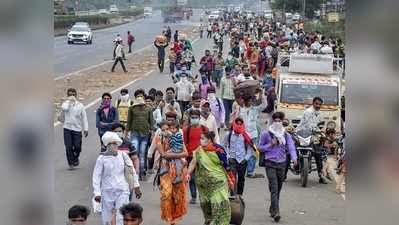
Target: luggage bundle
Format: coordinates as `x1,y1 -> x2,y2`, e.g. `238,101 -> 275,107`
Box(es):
233,79 -> 262,99
155,35 -> 167,46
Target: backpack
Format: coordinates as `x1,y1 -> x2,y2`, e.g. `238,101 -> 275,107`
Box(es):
271,47 -> 278,59
259,132 -> 289,167
117,99 -> 133,108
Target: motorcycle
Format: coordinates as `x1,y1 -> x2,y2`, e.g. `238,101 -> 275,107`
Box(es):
291,122 -> 326,187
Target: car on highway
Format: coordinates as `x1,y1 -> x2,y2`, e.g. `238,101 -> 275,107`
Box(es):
98,9 -> 109,14
144,7 -> 153,18
73,22 -> 89,27
208,10 -> 221,20
67,25 -> 93,45
109,4 -> 119,13
293,13 -> 301,21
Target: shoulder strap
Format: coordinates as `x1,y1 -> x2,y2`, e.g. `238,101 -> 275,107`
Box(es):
228,131 -> 233,149
216,98 -> 222,113
117,99 -> 121,108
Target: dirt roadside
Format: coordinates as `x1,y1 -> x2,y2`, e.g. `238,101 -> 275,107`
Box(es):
54,27 -> 198,123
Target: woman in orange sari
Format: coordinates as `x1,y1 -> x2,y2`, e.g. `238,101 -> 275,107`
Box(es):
157,122 -> 188,225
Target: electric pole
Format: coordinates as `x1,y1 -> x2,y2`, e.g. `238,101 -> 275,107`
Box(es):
302,0 -> 306,19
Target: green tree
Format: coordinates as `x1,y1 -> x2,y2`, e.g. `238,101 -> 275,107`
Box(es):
272,0 -> 324,18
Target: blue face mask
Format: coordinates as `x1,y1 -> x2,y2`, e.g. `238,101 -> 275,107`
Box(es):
190,118 -> 200,125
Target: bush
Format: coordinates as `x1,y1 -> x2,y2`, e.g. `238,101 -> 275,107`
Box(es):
119,7 -> 144,17
304,19 -> 345,41
54,14 -> 115,29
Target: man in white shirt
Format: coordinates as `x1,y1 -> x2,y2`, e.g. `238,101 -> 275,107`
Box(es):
61,88 -> 88,169
320,41 -> 334,55
199,100 -> 220,144
175,73 -> 194,111
296,97 -> 328,184
93,132 -> 141,225
111,41 -> 128,73
310,38 -> 322,54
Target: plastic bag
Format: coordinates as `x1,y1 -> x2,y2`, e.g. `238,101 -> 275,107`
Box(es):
92,197 -> 101,214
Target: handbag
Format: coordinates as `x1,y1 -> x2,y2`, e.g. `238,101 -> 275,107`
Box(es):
121,152 -> 135,191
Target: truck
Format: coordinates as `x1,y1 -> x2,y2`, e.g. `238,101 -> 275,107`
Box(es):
144,7 -> 153,18
161,0 -> 191,23
275,54 -> 344,132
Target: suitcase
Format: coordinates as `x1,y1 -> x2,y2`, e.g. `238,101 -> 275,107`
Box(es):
229,195 -> 245,225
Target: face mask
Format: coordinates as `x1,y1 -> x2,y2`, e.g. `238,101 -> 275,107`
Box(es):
106,143 -> 119,155
244,73 -> 251,77
68,95 -> 76,102
208,93 -> 216,101
200,138 -> 209,147
227,55 -> 233,60
201,108 -> 210,116
120,94 -> 129,102
102,99 -> 111,108
190,118 -> 200,125
282,122 -> 289,127
181,77 -> 188,82
116,131 -> 124,138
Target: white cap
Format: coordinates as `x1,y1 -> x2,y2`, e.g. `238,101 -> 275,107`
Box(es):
101,131 -> 123,146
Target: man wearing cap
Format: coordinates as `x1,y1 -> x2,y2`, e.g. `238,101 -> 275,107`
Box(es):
125,90 -> 155,180
93,131 -> 141,225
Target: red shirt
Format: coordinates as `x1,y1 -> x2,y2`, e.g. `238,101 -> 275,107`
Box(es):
183,125 -> 208,156
128,34 -> 135,44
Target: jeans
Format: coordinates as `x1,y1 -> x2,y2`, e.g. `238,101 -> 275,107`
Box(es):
131,134 -> 149,176
111,57 -> 127,72
187,156 -> 197,199
128,43 -> 132,53
265,161 -> 286,216
229,159 -> 247,195
222,99 -> 234,125
213,69 -> 223,87
169,62 -> 175,74
246,138 -> 258,176
63,128 -> 82,166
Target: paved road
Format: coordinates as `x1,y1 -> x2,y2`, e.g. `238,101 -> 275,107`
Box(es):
54,34 -> 344,225
54,10 -> 201,78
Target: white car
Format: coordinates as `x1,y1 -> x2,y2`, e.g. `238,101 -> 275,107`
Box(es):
98,9 -> 109,14
67,25 -> 93,44
293,13 -> 301,21
208,14 -> 220,20
109,4 -> 119,13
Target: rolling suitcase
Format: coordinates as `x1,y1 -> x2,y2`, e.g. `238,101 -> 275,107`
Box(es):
229,171 -> 245,225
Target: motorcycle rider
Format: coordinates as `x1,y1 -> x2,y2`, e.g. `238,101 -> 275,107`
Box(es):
296,97 -> 328,184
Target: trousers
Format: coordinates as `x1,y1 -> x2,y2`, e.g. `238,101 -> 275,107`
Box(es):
265,161 -> 286,216
131,134 -> 149,176
101,190 -> 130,225
63,128 -> 82,166
111,57 -> 127,72
230,159 -> 247,195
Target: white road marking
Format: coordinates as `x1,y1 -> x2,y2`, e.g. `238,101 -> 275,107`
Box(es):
54,70 -> 154,127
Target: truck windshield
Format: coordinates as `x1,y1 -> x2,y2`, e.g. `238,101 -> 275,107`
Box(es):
280,83 -> 339,105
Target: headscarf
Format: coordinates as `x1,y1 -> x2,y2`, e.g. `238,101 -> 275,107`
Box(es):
269,122 -> 286,145
232,119 -> 253,145
101,131 -> 123,156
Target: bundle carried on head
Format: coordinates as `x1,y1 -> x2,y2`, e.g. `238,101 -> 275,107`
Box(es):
155,35 -> 167,46
233,79 -> 261,99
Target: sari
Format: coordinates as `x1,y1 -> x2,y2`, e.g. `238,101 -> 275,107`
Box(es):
159,137 -> 188,224
195,144 -> 232,225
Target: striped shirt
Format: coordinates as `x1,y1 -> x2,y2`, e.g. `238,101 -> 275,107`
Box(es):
169,132 -> 184,153
221,77 -> 235,100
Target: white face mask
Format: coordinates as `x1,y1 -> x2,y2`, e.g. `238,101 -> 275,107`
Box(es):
181,77 -> 188,82
227,55 -> 233,60
121,94 -> 130,102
